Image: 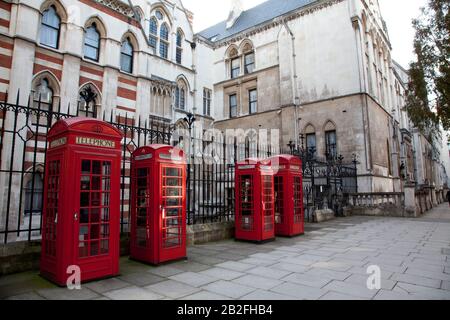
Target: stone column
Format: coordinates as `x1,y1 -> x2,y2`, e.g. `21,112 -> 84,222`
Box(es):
0,38 -> 36,243
404,184 -> 417,217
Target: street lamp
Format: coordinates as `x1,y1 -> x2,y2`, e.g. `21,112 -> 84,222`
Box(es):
183,112 -> 196,132
287,140 -> 296,154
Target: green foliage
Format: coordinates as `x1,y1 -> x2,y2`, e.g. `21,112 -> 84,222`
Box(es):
406,0 -> 450,131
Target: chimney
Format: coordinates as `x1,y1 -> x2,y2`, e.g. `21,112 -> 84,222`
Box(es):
226,0 -> 243,29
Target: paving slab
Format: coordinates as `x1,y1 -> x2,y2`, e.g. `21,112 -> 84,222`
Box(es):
246,266 -> 292,280
201,280 -> 256,299
5,292 -> 46,300
199,267 -> 245,281
270,282 -> 326,300
395,282 -> 450,300
103,286 -> 163,300
240,290 -> 294,300
216,261 -> 257,272
84,278 -> 131,294
169,272 -> 218,287
345,274 -> 396,291
180,290 -> 232,300
231,275 -> 283,290
390,273 -> 442,289
37,287 -> 100,300
319,291 -> 364,300
321,280 -> 379,299
281,273 -> 332,288
144,280 -> 200,299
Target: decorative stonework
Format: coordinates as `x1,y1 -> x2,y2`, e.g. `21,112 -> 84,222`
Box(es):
95,0 -> 134,18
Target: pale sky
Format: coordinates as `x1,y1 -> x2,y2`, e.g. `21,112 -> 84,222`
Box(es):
183,0 -> 428,68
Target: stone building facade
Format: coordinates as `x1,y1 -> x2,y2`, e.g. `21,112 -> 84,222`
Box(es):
0,0 -> 449,240
196,0 -> 449,193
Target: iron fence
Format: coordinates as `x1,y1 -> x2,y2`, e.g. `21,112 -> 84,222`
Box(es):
0,93 -> 358,244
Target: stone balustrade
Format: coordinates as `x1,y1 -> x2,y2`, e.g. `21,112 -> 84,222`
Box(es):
347,192 -> 405,208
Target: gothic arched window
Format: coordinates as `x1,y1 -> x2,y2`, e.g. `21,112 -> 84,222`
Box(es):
176,29 -> 183,64
120,38 -> 134,73
175,82 -> 186,110
40,6 -> 61,49
149,18 -> 158,49
84,23 -> 100,61
160,23 -> 169,59
32,78 -> 54,126
25,173 -> 43,216
78,86 -> 99,118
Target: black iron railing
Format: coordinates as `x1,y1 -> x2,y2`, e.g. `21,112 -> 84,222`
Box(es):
0,94 -> 358,243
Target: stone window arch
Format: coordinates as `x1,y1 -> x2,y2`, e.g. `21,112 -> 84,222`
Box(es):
175,79 -> 187,111
120,33 -> 139,74
40,5 -> 61,49
78,84 -> 101,118
324,121 -> 337,159
159,23 -> 170,59
84,23 -> 100,61
176,29 -> 184,64
31,72 -> 60,126
148,6 -> 172,59
227,46 -> 240,79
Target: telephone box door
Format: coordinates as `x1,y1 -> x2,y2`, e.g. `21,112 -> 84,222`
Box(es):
133,167 -> 152,258
239,174 -> 254,233
261,175 -> 274,238
74,154 -> 119,279
159,164 -> 185,262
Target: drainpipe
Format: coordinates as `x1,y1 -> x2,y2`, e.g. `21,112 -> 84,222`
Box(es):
282,20 -> 300,148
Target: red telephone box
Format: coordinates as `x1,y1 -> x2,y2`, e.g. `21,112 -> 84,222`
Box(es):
235,158 -> 275,243
130,145 -> 187,265
268,155 -> 304,237
40,118 -> 123,286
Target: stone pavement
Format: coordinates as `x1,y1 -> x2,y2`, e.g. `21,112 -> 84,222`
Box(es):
1,204 -> 450,300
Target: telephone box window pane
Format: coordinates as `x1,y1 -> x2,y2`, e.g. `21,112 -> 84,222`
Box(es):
138,178 -> 147,187
80,193 -> 89,207
91,208 -> 100,223
240,175 -> 253,216
165,168 -> 180,177
101,224 -> 109,237
294,177 -> 302,223
274,176 -> 284,224
80,208 -> 89,223
82,160 -> 91,174
91,192 -> 101,206
102,208 -> 110,222
262,176 -> 274,231
167,208 -> 180,217
166,198 -> 181,207
79,226 -> 89,241
92,161 -> 101,174
138,168 -> 147,177
81,176 -> 90,190
165,188 -> 181,197
102,178 -> 110,191
100,240 -> 109,254
90,224 -> 100,240
91,241 -> 99,256
79,242 -> 89,258
166,178 -> 180,186
103,162 -> 111,176
92,176 -> 101,190
102,193 -> 110,206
